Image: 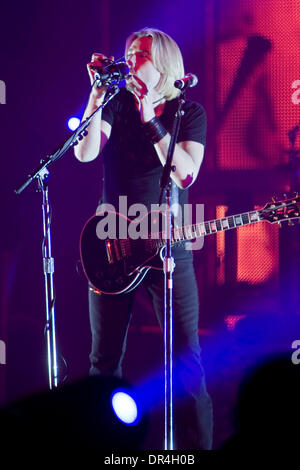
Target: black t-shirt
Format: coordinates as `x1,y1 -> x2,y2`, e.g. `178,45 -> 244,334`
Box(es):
101,88 -> 206,210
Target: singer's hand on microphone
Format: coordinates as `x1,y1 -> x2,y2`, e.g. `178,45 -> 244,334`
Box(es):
128,75 -> 155,123
87,53 -> 114,98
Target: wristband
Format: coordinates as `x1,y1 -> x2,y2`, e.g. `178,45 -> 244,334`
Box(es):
143,116 -> 167,144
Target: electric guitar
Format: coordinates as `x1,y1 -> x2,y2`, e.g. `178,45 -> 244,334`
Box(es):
80,196 -> 300,295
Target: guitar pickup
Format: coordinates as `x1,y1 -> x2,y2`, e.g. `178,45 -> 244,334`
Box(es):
105,239 -> 127,264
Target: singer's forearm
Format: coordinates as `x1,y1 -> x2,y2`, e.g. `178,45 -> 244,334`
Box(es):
154,134 -> 204,189
74,94 -> 104,162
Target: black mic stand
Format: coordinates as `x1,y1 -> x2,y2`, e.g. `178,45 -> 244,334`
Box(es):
14,84 -> 120,390
159,92 -> 185,450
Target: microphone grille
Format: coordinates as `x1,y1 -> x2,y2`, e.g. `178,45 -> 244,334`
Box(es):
188,73 -> 198,87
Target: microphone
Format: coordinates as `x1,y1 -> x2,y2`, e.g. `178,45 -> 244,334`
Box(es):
90,60 -> 130,86
174,73 -> 198,90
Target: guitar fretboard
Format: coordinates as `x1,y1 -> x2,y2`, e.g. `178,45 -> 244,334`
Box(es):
152,209 -> 263,248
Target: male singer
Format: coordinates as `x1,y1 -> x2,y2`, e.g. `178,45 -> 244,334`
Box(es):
75,28 -> 213,450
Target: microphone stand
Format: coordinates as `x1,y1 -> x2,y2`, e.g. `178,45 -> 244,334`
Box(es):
159,92 -> 185,450
14,84 -> 120,390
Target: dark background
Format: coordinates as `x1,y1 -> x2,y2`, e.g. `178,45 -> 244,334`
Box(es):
0,0 -> 299,449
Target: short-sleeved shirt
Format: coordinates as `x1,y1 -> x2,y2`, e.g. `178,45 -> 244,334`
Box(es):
101,88 -> 206,210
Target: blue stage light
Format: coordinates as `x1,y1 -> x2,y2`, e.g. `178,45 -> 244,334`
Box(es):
111,390 -> 138,425
67,117 -> 80,131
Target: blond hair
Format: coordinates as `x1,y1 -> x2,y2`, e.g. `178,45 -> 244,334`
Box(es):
125,28 -> 185,100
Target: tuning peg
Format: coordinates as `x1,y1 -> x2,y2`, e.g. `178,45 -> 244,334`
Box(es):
278,221 -> 282,228
288,220 -> 295,226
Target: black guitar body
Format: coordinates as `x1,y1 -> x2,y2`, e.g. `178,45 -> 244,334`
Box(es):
80,211 -> 164,294
80,197 -> 300,295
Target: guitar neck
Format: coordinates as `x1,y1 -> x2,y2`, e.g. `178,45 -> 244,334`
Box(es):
156,209 -> 263,247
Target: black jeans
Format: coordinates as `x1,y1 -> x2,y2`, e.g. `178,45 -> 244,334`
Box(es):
88,251 -> 213,449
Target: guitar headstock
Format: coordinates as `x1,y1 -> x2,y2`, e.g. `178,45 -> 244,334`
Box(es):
260,195 -> 300,224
